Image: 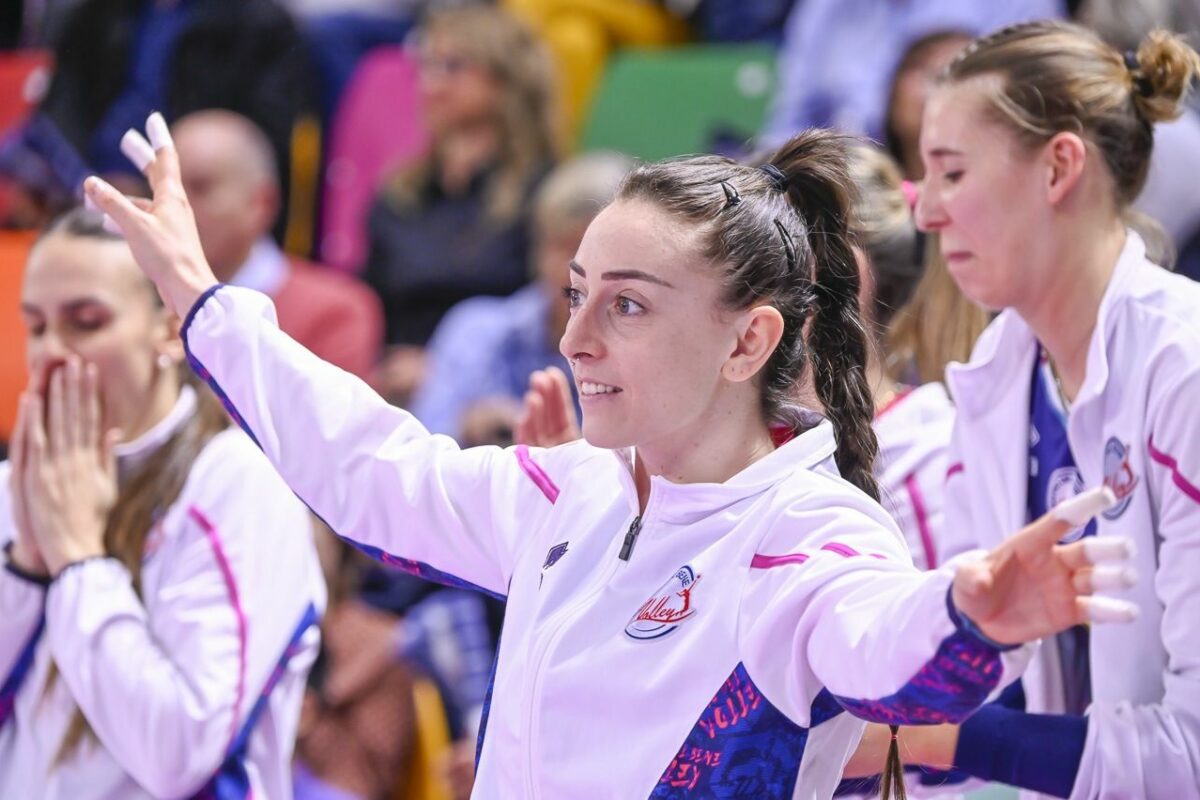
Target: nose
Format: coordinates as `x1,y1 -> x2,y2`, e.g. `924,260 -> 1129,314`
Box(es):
558,301 -> 602,367
913,178 -> 946,233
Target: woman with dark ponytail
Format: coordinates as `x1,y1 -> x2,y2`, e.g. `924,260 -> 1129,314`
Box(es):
0,208 -> 325,798
86,114 -> 1137,799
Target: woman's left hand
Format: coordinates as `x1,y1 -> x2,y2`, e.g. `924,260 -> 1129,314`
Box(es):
952,487 -> 1138,647
22,358 -> 120,576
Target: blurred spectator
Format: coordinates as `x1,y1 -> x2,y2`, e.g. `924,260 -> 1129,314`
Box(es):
883,31 -> 973,179
363,4 -> 558,406
295,531 -> 416,800
173,109 -> 383,379
761,0 -> 1064,145
411,151 -> 632,444
504,0 -> 690,141
19,0 -> 314,242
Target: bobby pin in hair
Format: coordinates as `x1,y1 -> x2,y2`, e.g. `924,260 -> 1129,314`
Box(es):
720,180 -> 741,209
773,218 -> 797,271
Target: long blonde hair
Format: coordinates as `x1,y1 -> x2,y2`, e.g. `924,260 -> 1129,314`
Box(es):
37,210 -> 231,761
383,5 -> 560,225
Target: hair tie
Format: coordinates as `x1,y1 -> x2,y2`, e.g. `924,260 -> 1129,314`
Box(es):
1123,50 -> 1153,98
759,163 -> 788,192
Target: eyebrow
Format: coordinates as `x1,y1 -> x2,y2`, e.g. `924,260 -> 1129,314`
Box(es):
569,260 -> 676,288
927,147 -> 965,159
20,297 -> 109,316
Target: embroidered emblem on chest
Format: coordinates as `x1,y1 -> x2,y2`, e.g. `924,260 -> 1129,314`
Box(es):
1102,437 -> 1138,520
625,566 -> 702,640
539,541 -> 569,589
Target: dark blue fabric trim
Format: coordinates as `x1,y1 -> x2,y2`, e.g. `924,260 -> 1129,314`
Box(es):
0,614 -> 46,728
954,703 -> 1086,799
180,284 -> 503,601
833,626 -> 1004,726
3,542 -> 51,587
189,603 -> 321,800
649,663 -> 834,798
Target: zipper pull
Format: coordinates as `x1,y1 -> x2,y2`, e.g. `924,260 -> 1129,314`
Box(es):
619,515 -> 642,561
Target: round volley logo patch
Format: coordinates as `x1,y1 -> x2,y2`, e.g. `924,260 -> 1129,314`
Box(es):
626,566 -> 702,640
1102,437 -> 1137,520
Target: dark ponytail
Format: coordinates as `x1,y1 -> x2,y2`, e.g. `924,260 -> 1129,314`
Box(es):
769,132 -> 880,502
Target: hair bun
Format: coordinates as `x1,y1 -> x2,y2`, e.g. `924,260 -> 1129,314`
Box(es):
1130,29 -> 1200,124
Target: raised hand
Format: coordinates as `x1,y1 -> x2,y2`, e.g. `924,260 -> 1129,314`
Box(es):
952,487 -> 1138,647
22,358 -> 120,576
7,369 -> 48,577
83,113 -> 217,319
514,367 -> 581,448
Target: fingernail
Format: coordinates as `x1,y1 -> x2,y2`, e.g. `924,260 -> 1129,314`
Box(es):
120,129 -> 156,172
1053,486 -> 1117,527
1083,595 -> 1139,624
1090,565 -> 1138,591
1083,536 -> 1136,563
147,111 -> 172,151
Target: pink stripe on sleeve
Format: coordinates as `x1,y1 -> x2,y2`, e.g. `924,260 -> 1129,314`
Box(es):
750,553 -> 810,569
515,445 -> 560,503
187,505 -> 248,755
821,542 -> 861,558
946,462 -> 964,481
905,473 -> 938,569
1148,436 -> 1200,505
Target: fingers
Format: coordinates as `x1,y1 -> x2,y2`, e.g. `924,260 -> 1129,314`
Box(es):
48,365 -> 68,458
144,112 -> 182,196
83,175 -> 149,236
120,128 -> 156,173
1077,595 -> 1139,624
1052,486 -> 1117,528
547,365 -> 579,432
1071,565 -> 1138,594
1058,536 -> 1136,570
25,389 -> 46,472
82,361 -> 101,451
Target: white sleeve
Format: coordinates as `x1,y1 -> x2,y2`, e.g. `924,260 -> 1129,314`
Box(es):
1070,363 -> 1200,799
182,285 -> 568,596
741,490 -> 1029,727
0,463 -> 46,698
42,434 -> 322,799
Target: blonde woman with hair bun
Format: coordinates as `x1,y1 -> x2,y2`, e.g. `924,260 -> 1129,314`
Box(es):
850,20 -> 1200,800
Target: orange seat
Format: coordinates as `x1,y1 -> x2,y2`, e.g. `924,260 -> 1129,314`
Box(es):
0,231 -> 34,445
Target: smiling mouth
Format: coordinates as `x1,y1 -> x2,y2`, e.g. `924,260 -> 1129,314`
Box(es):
579,381 -> 622,397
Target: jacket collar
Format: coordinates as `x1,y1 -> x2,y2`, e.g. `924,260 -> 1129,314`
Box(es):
609,408 -> 840,523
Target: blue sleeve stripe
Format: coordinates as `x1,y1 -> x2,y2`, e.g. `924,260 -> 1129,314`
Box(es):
0,614 -> 46,728
954,703 -> 1086,798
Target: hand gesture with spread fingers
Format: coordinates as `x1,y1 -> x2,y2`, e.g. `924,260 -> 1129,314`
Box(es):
952,487 -> 1139,647
83,113 -> 217,318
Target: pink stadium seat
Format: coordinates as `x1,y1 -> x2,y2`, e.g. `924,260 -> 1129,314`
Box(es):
320,46 -> 429,274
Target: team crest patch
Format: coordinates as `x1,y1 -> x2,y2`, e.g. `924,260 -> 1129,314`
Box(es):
626,566 -> 701,640
1102,438 -> 1138,520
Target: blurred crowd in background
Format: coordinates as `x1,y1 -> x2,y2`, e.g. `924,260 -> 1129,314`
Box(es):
1,2 -> 1198,798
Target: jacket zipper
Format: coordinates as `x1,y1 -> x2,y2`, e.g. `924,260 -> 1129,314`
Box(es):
618,515 -> 642,561
523,512 -> 643,797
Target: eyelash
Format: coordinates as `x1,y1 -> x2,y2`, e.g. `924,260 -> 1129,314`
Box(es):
944,170 -> 964,184
560,286 -> 646,316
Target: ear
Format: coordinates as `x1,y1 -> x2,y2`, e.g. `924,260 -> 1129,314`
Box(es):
1044,132 -> 1088,206
722,304 -> 785,384
255,179 -> 282,234
155,311 -> 186,366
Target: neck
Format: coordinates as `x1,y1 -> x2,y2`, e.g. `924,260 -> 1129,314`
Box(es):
118,371 -> 182,444
631,388 -> 775,509
1017,221 -> 1125,401
438,126 -> 502,193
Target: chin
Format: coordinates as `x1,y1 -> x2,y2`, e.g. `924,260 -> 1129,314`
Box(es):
579,419 -> 633,451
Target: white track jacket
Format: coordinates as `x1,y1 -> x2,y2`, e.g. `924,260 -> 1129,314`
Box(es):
941,232 -> 1200,799
180,285 -> 1030,800
0,388 -> 326,799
